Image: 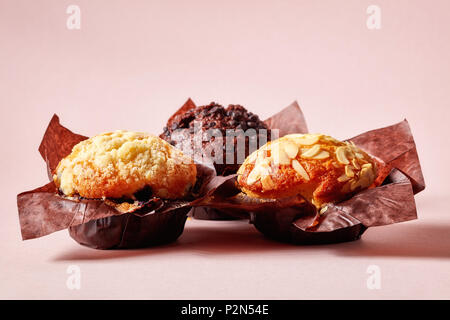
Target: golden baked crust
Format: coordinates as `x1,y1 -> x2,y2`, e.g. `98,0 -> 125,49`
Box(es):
54,131 -> 197,199
237,134 -> 377,208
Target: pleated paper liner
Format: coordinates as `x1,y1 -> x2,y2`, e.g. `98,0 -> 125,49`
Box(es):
17,100 -> 425,247
191,115 -> 425,244
17,115 -> 216,249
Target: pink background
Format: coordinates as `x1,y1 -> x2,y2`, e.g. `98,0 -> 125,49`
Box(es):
1,0 -> 449,299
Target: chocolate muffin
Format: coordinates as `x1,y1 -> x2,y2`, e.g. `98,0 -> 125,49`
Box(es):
161,102 -> 271,175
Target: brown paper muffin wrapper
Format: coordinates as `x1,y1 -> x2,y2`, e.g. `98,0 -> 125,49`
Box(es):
68,207 -> 191,249
164,99 -> 309,220
17,100 -> 425,247
17,115 -> 215,249
191,106 -> 425,244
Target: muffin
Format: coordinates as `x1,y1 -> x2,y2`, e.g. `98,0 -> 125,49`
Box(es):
53,130 -> 197,249
54,130 -> 197,201
237,133 -> 377,208
161,102 -> 270,176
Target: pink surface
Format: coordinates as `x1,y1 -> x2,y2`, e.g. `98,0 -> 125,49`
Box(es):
1,0 -> 449,299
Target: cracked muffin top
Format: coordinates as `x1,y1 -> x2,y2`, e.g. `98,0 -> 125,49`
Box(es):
161,102 -> 270,175
54,130 -> 197,200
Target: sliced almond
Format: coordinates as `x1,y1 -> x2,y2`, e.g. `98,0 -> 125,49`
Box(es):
319,206 -> 328,215
337,174 -> 350,182
320,135 -> 337,143
271,142 -> 291,165
285,134 -> 320,146
352,159 -> 360,169
246,151 -> 258,163
257,157 -> 271,169
345,165 -> 355,178
301,144 -> 321,158
346,150 -> 355,160
254,158 -> 267,171
360,166 -> 375,187
351,168 -> 374,190
312,150 -> 330,160
355,152 -> 364,159
260,174 -> 275,190
247,167 -> 261,185
253,152 -> 264,167
261,164 -> 272,177
362,163 -> 373,169
336,146 -> 350,164
284,141 -> 299,159
292,159 -> 310,181
358,175 -> 372,190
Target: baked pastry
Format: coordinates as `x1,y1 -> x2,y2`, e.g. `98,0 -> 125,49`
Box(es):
161,102 -> 270,175
237,134 -> 377,208
54,130 -> 197,200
